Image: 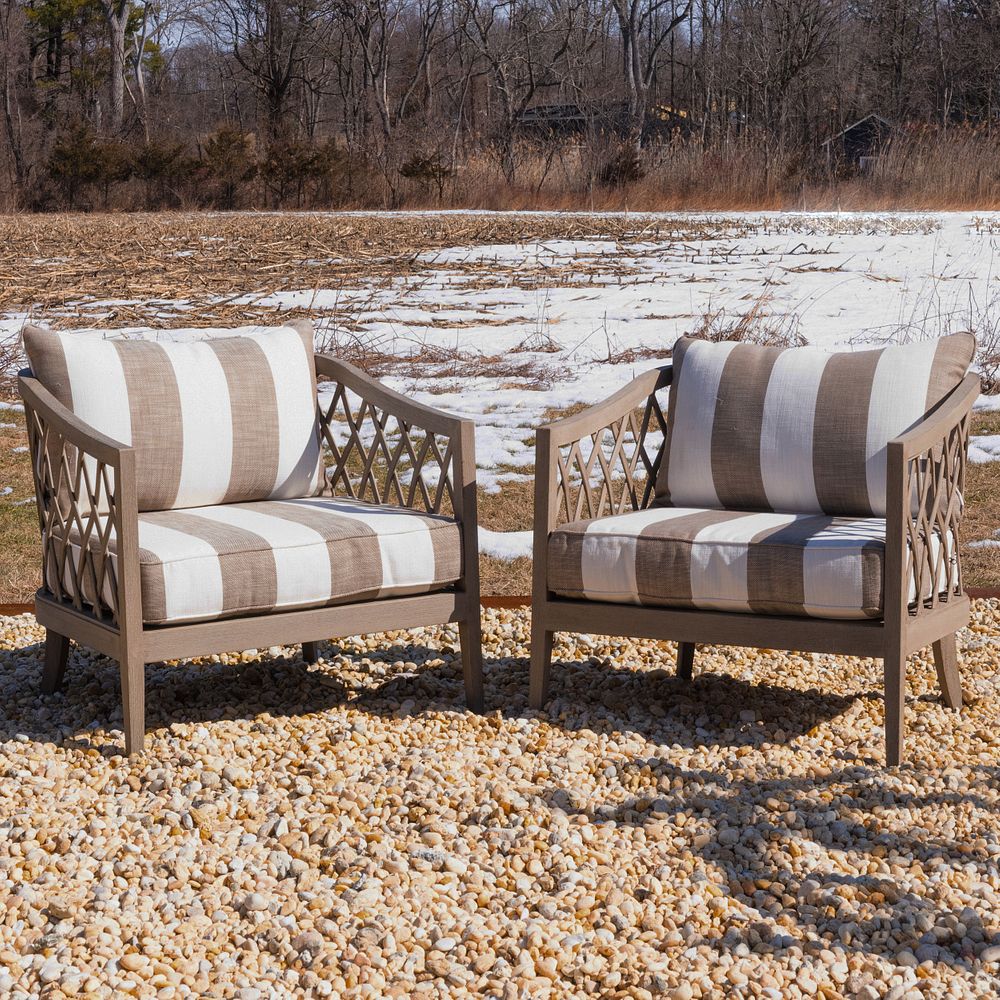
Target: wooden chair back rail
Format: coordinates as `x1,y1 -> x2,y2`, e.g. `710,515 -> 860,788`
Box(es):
548,366 -> 672,527
316,354 -> 462,517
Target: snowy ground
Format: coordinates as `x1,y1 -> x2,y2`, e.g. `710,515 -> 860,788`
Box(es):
4,210 -> 1000,557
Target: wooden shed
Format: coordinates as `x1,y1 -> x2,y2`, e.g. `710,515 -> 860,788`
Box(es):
822,114 -> 894,172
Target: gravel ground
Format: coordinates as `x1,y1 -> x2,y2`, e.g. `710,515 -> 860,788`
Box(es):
2,604 -> 1000,999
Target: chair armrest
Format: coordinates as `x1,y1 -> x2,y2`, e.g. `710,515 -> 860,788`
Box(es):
314,353 -> 476,522
18,373 -> 140,628
316,354 -> 466,439
885,372 -> 980,619
538,366 -> 671,447
890,373 -> 981,460
533,366 -> 672,551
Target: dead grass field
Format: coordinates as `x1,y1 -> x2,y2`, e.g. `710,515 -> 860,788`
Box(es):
1,211 -> 997,603
0,210 -> 753,344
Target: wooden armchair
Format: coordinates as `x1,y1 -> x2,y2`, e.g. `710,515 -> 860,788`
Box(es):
19,322 -> 482,755
530,335 -> 979,765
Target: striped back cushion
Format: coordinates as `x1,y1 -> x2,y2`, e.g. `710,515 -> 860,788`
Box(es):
23,321 -> 324,512
656,333 -> 976,518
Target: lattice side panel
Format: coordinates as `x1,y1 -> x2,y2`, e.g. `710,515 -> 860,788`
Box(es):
903,413 -> 970,614
26,406 -> 121,624
553,390 -> 668,526
317,382 -> 456,515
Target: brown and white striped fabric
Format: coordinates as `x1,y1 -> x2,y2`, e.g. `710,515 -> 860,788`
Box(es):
23,323 -> 324,513
656,333 -> 976,518
56,496 -> 462,625
548,506 -> 955,619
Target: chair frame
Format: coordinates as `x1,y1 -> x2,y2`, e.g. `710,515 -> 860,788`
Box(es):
19,352 -> 483,756
530,364 -> 981,766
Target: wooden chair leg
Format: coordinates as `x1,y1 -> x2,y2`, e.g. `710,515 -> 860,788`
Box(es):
932,633 -> 963,709
676,642 -> 695,682
884,645 -> 906,767
41,630 -> 70,694
529,621 -> 554,709
458,613 -> 484,712
120,653 -> 146,757
302,641 -> 319,664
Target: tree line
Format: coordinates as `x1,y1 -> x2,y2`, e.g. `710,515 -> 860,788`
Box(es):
2,0 -> 1000,211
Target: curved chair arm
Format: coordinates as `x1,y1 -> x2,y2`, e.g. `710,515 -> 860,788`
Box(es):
537,366 -> 671,448
18,373 -> 140,629
885,372 -> 981,621
534,365 -> 672,534
314,353 -> 475,517
891,373 -> 981,460
316,354 -> 466,439
532,365 -> 672,604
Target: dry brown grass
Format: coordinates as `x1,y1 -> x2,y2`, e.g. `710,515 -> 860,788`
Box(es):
480,555 -> 532,597
0,211 -> 736,321
15,129 -> 1000,213
961,412 -> 1000,591
318,333 -> 557,389
688,292 -> 807,348
386,133 -> 1000,213
0,407 -> 40,603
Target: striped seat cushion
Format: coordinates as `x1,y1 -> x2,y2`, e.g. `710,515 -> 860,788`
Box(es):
548,507 -> 955,619
23,322 -> 324,512
656,333 -> 976,517
55,497 -> 462,625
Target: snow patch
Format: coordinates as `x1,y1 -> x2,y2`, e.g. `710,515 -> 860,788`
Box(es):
974,394 -> 1000,412
478,527 -> 533,561
970,435 -> 1000,464
970,536 -> 1000,549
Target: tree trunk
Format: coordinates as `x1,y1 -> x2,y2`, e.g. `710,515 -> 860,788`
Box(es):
100,1 -> 129,132
0,4 -> 27,199
2,81 -> 27,197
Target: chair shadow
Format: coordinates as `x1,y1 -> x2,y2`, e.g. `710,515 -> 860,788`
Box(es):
2,636 -> 861,756
538,759 -> 1000,970
5,634 -> 997,973
355,651 -> 863,751
0,640 -> 354,756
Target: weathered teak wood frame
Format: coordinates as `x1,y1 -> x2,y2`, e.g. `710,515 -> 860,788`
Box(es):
530,364 -> 980,766
19,353 -> 483,756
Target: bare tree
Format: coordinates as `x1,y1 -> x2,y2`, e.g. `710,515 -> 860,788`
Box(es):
211,0 -> 333,140
460,0 -> 577,181
95,0 -> 131,131
611,0 -> 691,144
0,1 -> 29,199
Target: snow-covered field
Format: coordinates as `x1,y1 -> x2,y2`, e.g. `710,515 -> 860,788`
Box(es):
4,210 -> 1000,556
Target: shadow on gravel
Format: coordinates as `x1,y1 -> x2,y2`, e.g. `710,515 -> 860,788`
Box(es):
347,651 -> 862,755
533,656 -> 860,742
2,624 -> 864,753
544,760 -> 1000,971
0,640 -> 354,753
